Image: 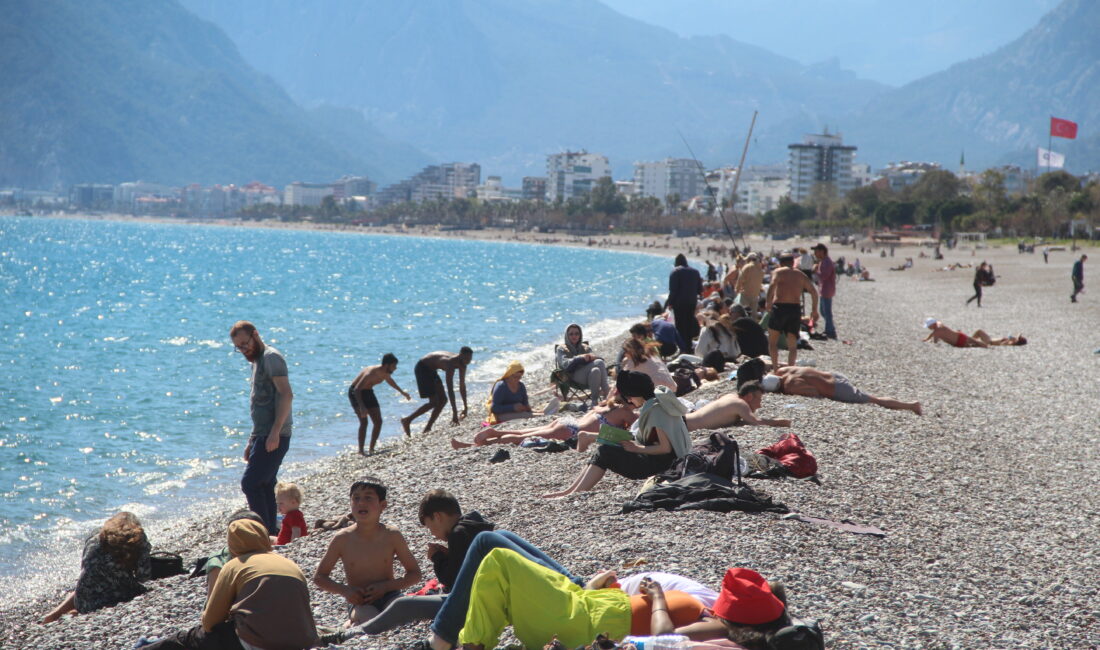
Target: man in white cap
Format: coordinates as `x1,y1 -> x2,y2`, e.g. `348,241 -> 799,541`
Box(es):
759,367 -> 921,415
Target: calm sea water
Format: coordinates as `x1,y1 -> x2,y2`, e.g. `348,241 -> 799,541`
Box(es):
0,216 -> 670,594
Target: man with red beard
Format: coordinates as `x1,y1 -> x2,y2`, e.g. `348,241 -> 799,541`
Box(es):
230,321 -> 293,536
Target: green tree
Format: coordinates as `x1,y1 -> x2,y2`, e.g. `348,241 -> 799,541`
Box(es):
905,170 -> 960,203
589,176 -> 626,217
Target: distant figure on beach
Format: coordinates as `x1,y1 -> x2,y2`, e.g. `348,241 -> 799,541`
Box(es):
1071,254 -> 1086,302
645,306 -> 689,356
349,353 -> 411,455
314,478 -> 422,628
923,318 -> 1027,348
144,517 -> 319,650
760,367 -> 922,415
812,243 -> 837,339
230,320 -> 293,536
667,254 -> 703,353
554,324 -> 609,407
766,253 -> 818,368
40,512 -> 151,624
486,361 -> 533,424
401,347 -> 473,435
683,382 -> 792,431
966,262 -> 994,307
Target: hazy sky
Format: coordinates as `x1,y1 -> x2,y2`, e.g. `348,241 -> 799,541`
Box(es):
601,0 -> 1061,86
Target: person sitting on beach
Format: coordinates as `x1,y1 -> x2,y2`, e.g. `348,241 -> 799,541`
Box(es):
41,511 -> 151,624
331,489 -> 496,644
683,382 -> 792,431
555,323 -> 609,408
314,478 -> 422,628
646,304 -> 689,356
274,481 -> 308,545
542,372 -> 691,498
455,550 -> 794,650
759,366 -> 922,415
452,399 -> 637,449
620,338 -> 677,392
729,304 -> 770,358
485,361 -> 533,425
766,253 -> 818,369
349,353 -> 411,455
923,318 -> 1027,348
142,517 -> 319,650
694,313 -> 741,363
402,347 -> 473,435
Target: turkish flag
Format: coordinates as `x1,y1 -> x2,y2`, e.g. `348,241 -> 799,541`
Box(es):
1050,117 -> 1078,139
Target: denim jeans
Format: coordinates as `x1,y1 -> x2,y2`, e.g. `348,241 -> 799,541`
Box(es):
142,621 -> 242,650
430,530 -> 581,645
820,296 -> 836,338
240,435 -> 290,535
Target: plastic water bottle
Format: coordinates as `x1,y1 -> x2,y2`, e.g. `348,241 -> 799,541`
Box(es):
621,635 -> 690,650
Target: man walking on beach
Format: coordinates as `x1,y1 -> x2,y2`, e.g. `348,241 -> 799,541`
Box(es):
812,243 -> 837,339
766,253 -> 818,369
666,253 -> 703,353
1071,254 -> 1086,302
349,353 -> 411,455
230,321 -> 292,536
402,348 -> 473,435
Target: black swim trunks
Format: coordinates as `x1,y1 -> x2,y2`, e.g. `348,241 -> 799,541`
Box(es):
769,302 -> 802,335
347,384 -> 379,413
414,359 -> 440,399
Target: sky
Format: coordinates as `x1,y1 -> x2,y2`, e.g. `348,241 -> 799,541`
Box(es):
600,0 -> 1062,87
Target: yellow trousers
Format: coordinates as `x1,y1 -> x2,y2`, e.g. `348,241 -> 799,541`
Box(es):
458,548 -> 631,648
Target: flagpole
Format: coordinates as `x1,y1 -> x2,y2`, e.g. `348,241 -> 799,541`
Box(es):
1047,115 -> 1052,175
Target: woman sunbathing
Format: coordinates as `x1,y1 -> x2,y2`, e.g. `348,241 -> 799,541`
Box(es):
451,400 -> 637,449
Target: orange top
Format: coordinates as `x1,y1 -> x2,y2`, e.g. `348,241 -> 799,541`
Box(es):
629,590 -> 705,635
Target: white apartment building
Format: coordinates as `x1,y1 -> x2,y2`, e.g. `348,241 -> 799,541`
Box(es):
546,151 -> 611,201
788,133 -> 858,203
632,158 -> 704,205
284,182 -> 334,207
736,177 -> 791,215
879,161 -> 941,192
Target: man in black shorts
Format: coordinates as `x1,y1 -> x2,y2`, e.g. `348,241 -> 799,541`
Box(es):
348,353 -> 411,455
401,347 -> 473,435
765,253 -> 818,368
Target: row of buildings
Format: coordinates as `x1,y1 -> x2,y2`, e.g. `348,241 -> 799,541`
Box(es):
4,133 -> 1042,217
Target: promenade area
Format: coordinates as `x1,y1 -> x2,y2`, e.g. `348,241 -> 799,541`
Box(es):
7,236 -> 1098,649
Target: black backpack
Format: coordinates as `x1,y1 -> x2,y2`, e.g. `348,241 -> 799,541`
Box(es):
736,357 -> 766,388
769,617 -> 825,650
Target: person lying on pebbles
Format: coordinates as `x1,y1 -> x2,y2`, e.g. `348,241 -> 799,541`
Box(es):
451,399 -> 637,449
542,372 -> 690,499
759,366 -> 922,415
923,318 -> 1027,349
682,381 -> 792,431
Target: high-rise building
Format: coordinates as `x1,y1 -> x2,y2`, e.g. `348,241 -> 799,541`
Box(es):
787,133 -> 857,203
284,182 -> 334,207
522,176 -> 547,201
546,151 -> 610,202
376,163 -> 481,207
632,158 -> 704,206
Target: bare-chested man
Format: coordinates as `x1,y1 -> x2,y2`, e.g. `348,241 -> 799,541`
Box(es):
766,253 -> 818,368
760,366 -> 921,415
734,253 -> 764,317
401,347 -> 473,434
683,381 -> 791,431
923,319 -> 1025,348
349,353 -> 411,455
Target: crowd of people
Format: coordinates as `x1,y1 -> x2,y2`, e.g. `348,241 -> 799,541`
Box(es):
44,240 -> 1065,649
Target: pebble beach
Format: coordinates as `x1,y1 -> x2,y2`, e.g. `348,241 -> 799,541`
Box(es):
5,235 -> 1098,649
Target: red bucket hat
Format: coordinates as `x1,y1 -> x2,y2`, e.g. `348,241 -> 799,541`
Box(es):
711,568 -> 785,625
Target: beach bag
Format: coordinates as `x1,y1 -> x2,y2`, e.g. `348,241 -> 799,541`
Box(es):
769,617 -> 825,650
756,433 -> 817,479
150,551 -> 186,579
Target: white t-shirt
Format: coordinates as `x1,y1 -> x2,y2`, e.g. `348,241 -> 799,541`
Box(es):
618,571 -> 719,608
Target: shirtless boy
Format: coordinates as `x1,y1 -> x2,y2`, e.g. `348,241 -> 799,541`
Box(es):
766,254 -> 818,368
402,347 -> 473,434
761,366 -> 922,415
349,353 -> 411,455
683,382 -> 791,431
314,479 -> 422,627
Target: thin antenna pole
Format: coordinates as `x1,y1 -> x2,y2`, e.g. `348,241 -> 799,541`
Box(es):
676,114 -> 755,252
728,111 -> 759,244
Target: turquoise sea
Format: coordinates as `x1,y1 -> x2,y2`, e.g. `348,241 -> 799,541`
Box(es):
0,216 -> 670,595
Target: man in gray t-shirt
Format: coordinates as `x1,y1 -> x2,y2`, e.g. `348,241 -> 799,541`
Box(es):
230,320 -> 293,535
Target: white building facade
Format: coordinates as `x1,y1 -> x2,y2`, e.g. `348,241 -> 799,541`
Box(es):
788,133 -> 858,203
546,151 -> 611,202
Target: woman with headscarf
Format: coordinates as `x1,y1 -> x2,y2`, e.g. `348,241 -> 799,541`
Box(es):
485,360 -> 532,424
554,323 -> 609,408
541,371 -> 690,498
41,511 -> 152,623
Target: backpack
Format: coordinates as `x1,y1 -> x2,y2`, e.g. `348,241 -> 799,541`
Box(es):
769,617 -> 825,650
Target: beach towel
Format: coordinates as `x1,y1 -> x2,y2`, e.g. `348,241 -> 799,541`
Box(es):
620,473 -> 788,515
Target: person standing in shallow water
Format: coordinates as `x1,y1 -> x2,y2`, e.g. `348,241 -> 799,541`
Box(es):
230,321 -> 293,536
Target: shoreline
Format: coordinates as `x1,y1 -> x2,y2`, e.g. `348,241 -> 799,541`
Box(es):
6,221 -> 1099,648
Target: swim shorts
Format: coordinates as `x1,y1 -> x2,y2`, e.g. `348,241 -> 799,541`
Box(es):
954,332 -> 969,348
414,359 -> 440,398
768,303 -> 802,335
348,384 -> 379,413
830,372 -> 870,404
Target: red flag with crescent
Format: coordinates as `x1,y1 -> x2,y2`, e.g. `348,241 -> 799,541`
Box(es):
1050,117 -> 1078,139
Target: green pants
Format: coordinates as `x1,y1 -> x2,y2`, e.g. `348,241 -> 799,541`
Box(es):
458,548 -> 631,648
